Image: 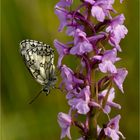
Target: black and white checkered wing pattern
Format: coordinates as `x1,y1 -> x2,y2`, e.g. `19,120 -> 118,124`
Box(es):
20,39 -> 55,86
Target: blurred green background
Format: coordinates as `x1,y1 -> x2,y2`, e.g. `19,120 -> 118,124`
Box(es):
1,0 -> 139,140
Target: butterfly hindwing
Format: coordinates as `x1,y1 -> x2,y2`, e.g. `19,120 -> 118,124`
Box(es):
20,39 -> 56,87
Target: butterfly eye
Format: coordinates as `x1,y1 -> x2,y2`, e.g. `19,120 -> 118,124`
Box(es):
43,88 -> 49,94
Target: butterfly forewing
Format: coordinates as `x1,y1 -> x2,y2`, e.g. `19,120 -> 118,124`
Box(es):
20,39 -> 56,87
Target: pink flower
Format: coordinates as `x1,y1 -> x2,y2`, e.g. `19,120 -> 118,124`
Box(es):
58,112 -> 72,139
104,115 -> 125,140
68,86 -> 91,114
68,86 -> 101,114
61,65 -> 84,90
55,6 -> 68,32
70,29 -> 93,55
54,39 -> 69,67
96,49 -> 119,73
56,0 -> 73,8
113,68 -> 128,93
106,14 -> 128,51
91,0 -> 115,22
91,6 -> 105,22
98,88 -> 121,113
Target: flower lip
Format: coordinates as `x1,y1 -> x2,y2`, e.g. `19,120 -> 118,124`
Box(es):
98,115 -> 125,140
98,88 -> 121,114
60,65 -> 84,90
106,15 -> 128,51
58,112 -> 72,139
113,68 -> 128,93
70,29 -> 93,55
55,6 -> 69,32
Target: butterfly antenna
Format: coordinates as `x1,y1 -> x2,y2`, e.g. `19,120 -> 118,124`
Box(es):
28,90 -> 43,104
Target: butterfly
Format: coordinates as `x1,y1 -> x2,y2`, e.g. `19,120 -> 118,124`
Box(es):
20,39 -> 57,103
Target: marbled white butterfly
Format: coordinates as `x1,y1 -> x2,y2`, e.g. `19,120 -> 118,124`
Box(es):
20,39 -> 57,103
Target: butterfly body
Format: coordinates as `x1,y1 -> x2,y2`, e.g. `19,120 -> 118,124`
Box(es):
20,39 -> 57,95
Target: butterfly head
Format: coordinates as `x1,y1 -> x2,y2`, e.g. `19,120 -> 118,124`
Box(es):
43,76 -> 57,95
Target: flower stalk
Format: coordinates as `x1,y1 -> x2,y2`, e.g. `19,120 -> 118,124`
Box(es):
54,0 -> 128,139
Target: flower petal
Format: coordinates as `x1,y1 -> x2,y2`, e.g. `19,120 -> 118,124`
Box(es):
91,6 -> 105,22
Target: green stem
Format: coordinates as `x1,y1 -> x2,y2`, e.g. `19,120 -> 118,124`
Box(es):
88,110 -> 101,140
102,82 -> 112,108
88,75 -> 112,140
95,83 -> 98,103
88,70 -> 98,140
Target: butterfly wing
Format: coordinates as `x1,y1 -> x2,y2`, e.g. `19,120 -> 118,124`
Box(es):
20,40 -> 55,86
